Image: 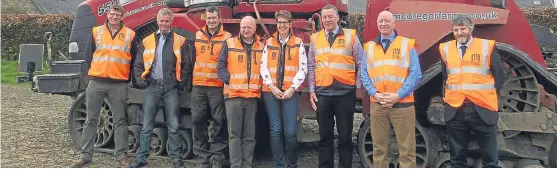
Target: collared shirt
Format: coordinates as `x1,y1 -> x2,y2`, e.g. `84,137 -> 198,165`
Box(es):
279,34 -> 290,45
457,36 -> 473,58
325,26 -> 340,37
260,35 -> 308,90
307,26 -> 363,93
360,33 -> 422,99
151,30 -> 168,80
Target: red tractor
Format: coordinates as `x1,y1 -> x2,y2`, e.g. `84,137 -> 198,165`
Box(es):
357,0 -> 557,167
35,0 -> 353,161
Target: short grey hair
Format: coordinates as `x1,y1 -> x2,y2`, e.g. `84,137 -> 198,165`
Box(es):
321,4 -> 339,16
451,14 -> 474,30
157,8 -> 173,20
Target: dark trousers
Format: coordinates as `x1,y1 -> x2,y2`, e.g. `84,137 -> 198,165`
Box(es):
262,92 -> 299,168
191,86 -> 227,164
81,80 -> 128,161
316,92 -> 355,168
225,98 -> 258,168
447,103 -> 500,168
135,82 -> 184,163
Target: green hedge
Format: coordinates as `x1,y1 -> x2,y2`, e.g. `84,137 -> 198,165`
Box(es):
1,8 -> 556,61
1,14 -> 73,61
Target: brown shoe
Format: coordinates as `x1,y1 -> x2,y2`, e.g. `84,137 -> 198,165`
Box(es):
119,157 -> 131,167
71,159 -> 91,168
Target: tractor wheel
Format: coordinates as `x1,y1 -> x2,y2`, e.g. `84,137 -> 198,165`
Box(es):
496,43 -> 542,138
357,117 -> 433,167
432,153 -> 452,168
166,129 -> 194,159
127,125 -> 141,154
497,43 -> 540,113
150,127 -> 168,156
68,93 -> 114,149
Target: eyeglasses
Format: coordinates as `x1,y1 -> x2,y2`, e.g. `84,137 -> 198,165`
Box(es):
276,21 -> 291,25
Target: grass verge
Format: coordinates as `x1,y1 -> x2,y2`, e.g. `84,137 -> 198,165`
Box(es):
1,60 -> 50,85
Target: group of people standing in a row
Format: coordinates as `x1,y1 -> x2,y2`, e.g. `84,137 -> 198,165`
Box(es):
71,3 -> 505,168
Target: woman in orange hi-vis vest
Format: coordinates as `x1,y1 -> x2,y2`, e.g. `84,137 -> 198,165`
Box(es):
72,4 -> 137,168
439,15 -> 506,168
260,10 -> 307,168
217,16 -> 264,168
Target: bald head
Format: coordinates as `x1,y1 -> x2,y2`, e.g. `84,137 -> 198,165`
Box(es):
377,11 -> 395,37
240,16 -> 257,40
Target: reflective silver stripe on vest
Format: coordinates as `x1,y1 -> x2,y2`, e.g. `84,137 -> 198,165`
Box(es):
366,41 -> 375,68
124,28 -> 131,52
96,27 -> 131,53
315,29 -> 353,56
228,40 -> 236,49
372,60 -> 409,68
231,73 -> 248,79
144,49 -> 156,55
444,40 -> 491,76
447,84 -> 494,90
315,62 -> 355,70
193,72 -> 218,78
366,38 -> 409,68
285,66 -> 297,71
92,56 -> 130,64
196,62 -> 217,68
96,25 -> 103,48
96,44 -> 130,52
144,61 -> 152,68
481,39 -> 489,73
443,42 -> 449,62
174,36 -> 183,56
229,84 -> 260,89
370,75 -> 406,84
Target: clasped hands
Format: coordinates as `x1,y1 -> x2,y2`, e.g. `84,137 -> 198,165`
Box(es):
270,85 -> 295,100
374,92 -> 401,108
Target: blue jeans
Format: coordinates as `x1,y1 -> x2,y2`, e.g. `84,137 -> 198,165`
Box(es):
262,92 -> 299,168
135,83 -> 183,163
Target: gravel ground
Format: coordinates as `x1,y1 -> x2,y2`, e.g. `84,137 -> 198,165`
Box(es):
1,84 -> 365,168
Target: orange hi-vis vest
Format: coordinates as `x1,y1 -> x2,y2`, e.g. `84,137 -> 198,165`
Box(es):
193,26 -> 232,87
311,28 -> 357,87
364,36 -> 415,103
262,32 -> 303,92
439,38 -> 498,111
140,32 -> 185,81
224,36 -> 265,99
89,25 -> 136,80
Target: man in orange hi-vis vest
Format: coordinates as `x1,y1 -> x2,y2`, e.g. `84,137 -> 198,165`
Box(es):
439,15 -> 505,168
217,16 -> 264,168
307,4 -> 364,168
190,6 -> 231,168
130,8 -> 192,168
72,4 -> 137,168
361,11 -> 422,168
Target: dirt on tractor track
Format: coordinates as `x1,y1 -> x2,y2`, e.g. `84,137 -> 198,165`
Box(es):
1,84 -> 365,168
